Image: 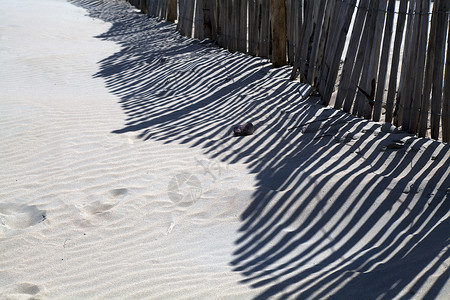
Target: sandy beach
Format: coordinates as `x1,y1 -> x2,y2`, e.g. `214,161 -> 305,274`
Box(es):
0,0 -> 449,299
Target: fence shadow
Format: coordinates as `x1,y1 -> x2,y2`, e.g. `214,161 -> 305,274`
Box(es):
70,0 -> 449,298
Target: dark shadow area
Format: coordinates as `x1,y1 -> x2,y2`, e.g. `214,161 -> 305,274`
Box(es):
69,0 -> 449,298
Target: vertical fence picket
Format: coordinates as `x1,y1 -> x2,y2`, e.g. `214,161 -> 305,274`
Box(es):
309,0 -> 335,87
297,1 -> 319,81
217,0 -> 225,47
351,0 -> 380,117
429,0 -> 448,140
161,0 -> 168,19
186,0 -> 195,37
247,0 -> 255,55
270,0 -> 286,67
408,0 -> 430,134
259,0 -> 270,58
419,0 -> 439,137
443,21 -> 450,142
286,0 -> 294,64
232,0 -> 239,52
336,0 -> 369,112
373,0 -> 396,122
167,0 -> 177,21
291,0 -> 315,81
385,0 -> 408,123
361,0 -> 386,120
305,0 -> 328,85
210,0 -> 219,40
239,1 -> 248,53
177,0 -> 186,32
320,0 -> 357,106
396,0 -> 419,128
195,0 -> 204,38
225,0 -> 231,50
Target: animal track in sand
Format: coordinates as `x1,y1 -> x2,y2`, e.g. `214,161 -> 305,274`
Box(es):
0,203 -> 46,230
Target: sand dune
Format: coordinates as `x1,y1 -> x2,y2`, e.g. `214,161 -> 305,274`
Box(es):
1,0 -> 449,299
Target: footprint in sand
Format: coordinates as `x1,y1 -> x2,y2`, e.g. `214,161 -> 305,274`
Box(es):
78,188 -> 128,225
0,203 -> 46,230
0,283 -> 41,299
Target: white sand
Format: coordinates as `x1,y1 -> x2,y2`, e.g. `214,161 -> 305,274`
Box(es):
0,0 -> 449,299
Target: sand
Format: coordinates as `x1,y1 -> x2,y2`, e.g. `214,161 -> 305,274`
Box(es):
0,0 -> 448,299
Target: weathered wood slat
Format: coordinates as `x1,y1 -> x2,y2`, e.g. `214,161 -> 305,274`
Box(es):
430,0 -> 448,140
202,0 -> 211,38
259,0 -> 270,58
194,0 -> 204,39
208,0 -> 218,41
177,0 -> 186,32
298,0 -> 320,81
167,0 -> 177,22
310,0 -> 335,87
270,0 -> 286,67
156,0 -> 161,17
290,0 -> 311,80
305,0 -> 328,85
442,3 -> 450,143
161,0 -> 168,19
140,0 -> 148,14
361,0 -> 386,119
234,0 -> 242,52
396,0 -> 419,128
419,0 -> 439,137
320,0 -> 357,106
225,0 -> 232,50
239,0 -> 247,53
385,0 -> 408,123
229,0 -> 236,52
353,0 -> 382,117
247,0 -> 256,55
217,0 -> 225,47
408,0 -> 430,133
286,0 -> 294,64
337,0 -> 370,112
184,0 -> 195,37
373,0 -> 396,122
317,0 -> 344,91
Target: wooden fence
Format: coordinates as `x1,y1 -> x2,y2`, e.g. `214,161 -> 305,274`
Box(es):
127,0 -> 450,142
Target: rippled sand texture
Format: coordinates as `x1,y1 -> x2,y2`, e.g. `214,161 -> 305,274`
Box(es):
1,0 -> 449,299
